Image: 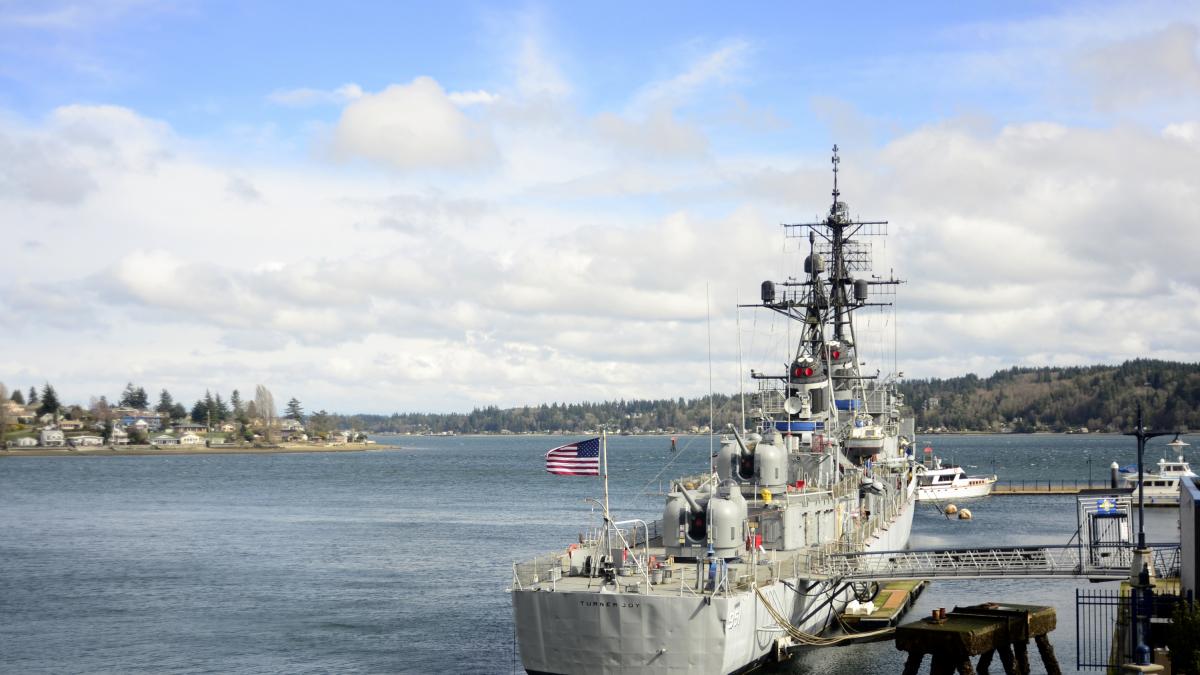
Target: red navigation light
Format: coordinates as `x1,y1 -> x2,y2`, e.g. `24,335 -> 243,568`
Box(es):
803,367 -> 814,377
831,350 -> 841,360
923,446 -> 933,453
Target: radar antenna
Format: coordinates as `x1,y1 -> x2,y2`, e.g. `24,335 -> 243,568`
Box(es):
831,144 -> 840,209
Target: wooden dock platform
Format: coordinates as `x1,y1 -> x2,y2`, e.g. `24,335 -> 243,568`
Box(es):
840,580 -> 928,631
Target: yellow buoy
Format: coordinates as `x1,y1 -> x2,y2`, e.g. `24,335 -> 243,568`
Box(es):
958,508 -> 973,520
944,504 -> 958,515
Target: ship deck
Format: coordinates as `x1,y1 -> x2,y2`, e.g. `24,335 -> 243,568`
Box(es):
514,542 -> 833,599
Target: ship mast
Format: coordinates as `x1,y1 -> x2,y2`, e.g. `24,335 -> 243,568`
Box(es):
745,145 -> 903,432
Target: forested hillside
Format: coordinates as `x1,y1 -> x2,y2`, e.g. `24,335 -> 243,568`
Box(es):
334,360 -> 1200,435
899,360 -> 1200,432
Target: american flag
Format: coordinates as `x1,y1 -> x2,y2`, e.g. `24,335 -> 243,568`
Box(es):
545,437 -> 601,476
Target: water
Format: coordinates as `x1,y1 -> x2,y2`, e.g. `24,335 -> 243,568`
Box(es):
0,434 -> 1183,674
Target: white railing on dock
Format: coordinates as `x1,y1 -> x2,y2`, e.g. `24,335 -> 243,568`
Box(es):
822,543 -> 1182,582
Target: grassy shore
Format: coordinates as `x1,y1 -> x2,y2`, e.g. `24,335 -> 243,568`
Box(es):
0,442 -> 383,457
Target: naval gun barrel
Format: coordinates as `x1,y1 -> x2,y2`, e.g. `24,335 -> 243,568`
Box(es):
677,482 -> 705,515
727,424 -> 751,457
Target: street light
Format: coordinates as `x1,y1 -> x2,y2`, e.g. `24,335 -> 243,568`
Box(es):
1123,399 -> 1171,666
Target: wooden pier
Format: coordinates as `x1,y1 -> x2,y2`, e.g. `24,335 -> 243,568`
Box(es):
895,602 -> 1062,675
839,580 -> 928,631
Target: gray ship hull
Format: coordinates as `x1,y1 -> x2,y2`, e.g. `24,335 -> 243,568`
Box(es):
513,482 -> 915,674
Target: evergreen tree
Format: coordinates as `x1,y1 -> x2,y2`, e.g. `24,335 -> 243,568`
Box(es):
191,399 -> 208,424
170,403 -> 188,421
119,382 -> 138,408
11,389 -> 24,405
230,389 -> 243,415
37,383 -> 60,418
156,389 -> 175,414
201,390 -> 216,425
214,393 -> 230,422
134,387 -> 149,409
28,387 -> 38,405
285,397 -> 304,422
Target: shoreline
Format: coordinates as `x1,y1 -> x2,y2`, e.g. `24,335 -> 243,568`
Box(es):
0,442 -> 384,457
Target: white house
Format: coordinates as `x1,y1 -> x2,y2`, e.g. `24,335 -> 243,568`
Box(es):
111,427 -> 129,445
69,435 -> 103,447
179,432 -> 203,445
152,434 -> 180,445
11,436 -> 37,448
38,429 -> 66,447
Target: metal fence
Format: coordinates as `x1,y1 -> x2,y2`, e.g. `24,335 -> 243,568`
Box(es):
1076,588 -> 1129,670
1076,588 -> 1189,670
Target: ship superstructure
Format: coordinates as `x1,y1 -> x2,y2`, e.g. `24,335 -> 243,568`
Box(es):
511,147 -> 918,674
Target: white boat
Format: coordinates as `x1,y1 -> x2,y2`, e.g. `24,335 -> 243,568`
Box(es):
1120,436 -> 1196,507
915,453 -> 996,501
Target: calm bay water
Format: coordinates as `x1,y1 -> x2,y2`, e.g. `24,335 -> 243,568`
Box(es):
0,433 -> 1183,674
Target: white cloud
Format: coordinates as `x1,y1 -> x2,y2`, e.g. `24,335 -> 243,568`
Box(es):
448,89 -> 499,106
267,83 -> 364,107
630,40 -> 748,112
330,76 -> 498,171
594,109 -> 708,159
1073,22 -> 1200,109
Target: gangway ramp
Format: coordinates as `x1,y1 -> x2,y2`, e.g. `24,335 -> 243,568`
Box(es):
823,543 -> 1181,582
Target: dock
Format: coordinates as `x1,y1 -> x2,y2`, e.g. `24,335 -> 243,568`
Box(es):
894,602 -> 1062,675
991,481 -> 1179,505
840,580 -> 928,631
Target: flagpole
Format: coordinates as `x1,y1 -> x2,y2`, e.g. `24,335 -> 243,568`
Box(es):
602,429 -> 611,523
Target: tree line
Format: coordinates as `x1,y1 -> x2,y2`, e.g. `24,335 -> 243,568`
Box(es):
899,359 -> 1200,432
7,359 -> 1198,437
1,382 -> 324,442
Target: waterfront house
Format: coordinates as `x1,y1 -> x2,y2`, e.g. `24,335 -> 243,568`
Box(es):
121,414 -> 164,432
179,432 -> 203,445
11,436 -> 37,448
173,423 -> 207,435
38,428 -> 66,447
110,427 -> 129,445
69,435 -> 103,447
152,433 -> 180,445
280,419 -> 304,433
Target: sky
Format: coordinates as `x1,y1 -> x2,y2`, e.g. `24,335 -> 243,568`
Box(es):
2,1 -> 1200,414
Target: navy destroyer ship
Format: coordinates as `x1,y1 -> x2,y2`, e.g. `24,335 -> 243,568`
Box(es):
511,147 -> 918,674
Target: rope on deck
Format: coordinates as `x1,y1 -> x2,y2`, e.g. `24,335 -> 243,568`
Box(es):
753,586 -> 894,646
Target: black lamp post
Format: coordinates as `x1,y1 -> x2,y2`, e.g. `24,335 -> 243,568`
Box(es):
1123,401 -> 1171,665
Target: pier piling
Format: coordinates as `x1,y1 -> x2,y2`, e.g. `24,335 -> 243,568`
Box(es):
894,602 -> 1061,675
